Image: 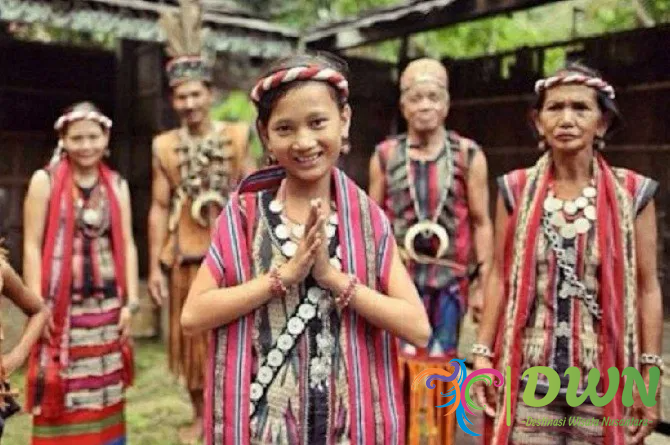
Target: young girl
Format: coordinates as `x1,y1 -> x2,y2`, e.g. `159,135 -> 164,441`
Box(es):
23,102 -> 139,445
182,54 -> 431,444
0,250 -> 50,437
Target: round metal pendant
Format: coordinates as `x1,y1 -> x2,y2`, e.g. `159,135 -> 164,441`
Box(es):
267,349 -> 284,368
560,223 -> 577,239
291,224 -> 305,239
307,287 -> 324,304
269,199 -> 284,214
326,224 -> 337,239
277,334 -> 295,351
275,224 -> 289,240
329,257 -> 342,270
403,220 -> 450,260
82,209 -> 101,226
584,205 -> 596,221
550,212 -> 567,228
287,317 -> 305,335
575,196 -> 589,209
563,201 -> 578,216
574,217 -> 591,234
544,197 -> 563,212
257,366 -> 273,385
329,213 -> 338,225
298,303 -> 317,320
282,241 -> 298,257
250,383 -> 263,401
583,186 -> 597,198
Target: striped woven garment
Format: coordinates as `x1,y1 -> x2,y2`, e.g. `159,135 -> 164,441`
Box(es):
488,152 -> 638,445
203,166 -> 405,445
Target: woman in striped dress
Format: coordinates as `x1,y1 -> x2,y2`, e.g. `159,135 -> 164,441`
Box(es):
474,63 -> 663,444
23,102 -> 139,445
181,53 -> 431,445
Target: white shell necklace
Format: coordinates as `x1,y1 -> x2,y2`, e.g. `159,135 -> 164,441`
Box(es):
542,180 -> 597,239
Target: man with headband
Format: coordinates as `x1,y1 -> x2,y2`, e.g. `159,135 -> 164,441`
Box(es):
148,1 -> 253,442
369,58 -> 493,445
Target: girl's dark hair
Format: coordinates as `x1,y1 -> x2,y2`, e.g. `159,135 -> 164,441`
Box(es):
533,61 -> 622,137
58,101 -> 108,136
254,52 -> 349,128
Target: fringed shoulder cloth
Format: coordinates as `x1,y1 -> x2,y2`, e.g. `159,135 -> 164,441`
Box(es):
489,152 -> 653,445
203,166 -> 405,445
25,158 -> 133,417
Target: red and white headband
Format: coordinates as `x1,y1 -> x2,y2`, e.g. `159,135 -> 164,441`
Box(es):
250,65 -> 349,103
535,74 -> 615,99
54,110 -> 113,132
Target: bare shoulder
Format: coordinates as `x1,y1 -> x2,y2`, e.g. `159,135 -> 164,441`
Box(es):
27,169 -> 51,199
152,129 -> 180,157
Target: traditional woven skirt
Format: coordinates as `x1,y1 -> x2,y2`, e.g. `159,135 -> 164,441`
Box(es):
168,262 -> 208,391
32,402 -> 125,445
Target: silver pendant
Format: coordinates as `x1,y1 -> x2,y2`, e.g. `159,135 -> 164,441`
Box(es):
282,241 -> 298,257
298,303 -> 317,320
563,201 -> 578,216
257,366 -> 273,385
329,213 -> 338,225
267,349 -> 284,368
250,383 -> 263,401
574,217 -> 591,234
550,212 -> 567,228
584,205 -> 596,221
575,197 -> 588,209
82,208 -> 101,226
560,223 -> 577,239
275,224 -> 289,240
287,317 -> 305,335
329,257 -> 342,270
307,287 -> 323,304
543,197 -> 562,212
326,224 -> 336,239
583,186 -> 597,198
269,199 -> 283,214
277,334 -> 295,352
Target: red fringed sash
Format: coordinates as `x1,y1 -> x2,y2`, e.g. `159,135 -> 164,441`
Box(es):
488,154 -> 635,445
25,159 -> 128,417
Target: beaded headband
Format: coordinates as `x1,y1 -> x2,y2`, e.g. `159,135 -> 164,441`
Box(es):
250,65 -> 349,103
54,110 -> 113,132
535,73 -> 616,99
166,55 -> 213,87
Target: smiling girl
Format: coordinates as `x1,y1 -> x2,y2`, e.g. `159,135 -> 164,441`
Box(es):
181,53 -> 431,445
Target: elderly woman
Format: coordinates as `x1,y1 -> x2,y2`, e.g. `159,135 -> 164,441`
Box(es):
473,62 -> 662,445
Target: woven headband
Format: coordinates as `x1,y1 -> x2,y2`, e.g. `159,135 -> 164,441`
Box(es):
250,65 -> 349,103
535,74 -> 615,99
54,110 -> 113,132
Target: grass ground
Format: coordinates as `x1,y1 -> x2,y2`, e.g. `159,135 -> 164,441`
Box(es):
2,339 -> 200,445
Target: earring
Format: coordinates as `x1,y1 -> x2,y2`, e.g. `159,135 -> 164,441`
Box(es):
537,137 -> 547,151
341,136 -> 350,155
104,148 -> 111,158
265,152 -> 277,166
594,136 -> 606,151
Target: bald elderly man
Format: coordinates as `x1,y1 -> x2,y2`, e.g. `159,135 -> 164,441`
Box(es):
368,58 -> 493,445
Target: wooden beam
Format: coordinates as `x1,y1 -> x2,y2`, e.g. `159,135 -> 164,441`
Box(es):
306,0 -> 568,51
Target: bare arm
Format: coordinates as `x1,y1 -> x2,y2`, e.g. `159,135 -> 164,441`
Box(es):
467,149 -> 494,280
119,180 -> 139,306
148,144 -> 171,304
475,193 -> 508,349
635,201 -> 663,358
1,261 -> 49,375
23,170 -> 50,296
368,152 -> 385,206
321,249 -> 431,347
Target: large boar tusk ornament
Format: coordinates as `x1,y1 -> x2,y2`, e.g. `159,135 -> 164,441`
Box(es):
191,191 -> 226,228
403,220 -> 450,261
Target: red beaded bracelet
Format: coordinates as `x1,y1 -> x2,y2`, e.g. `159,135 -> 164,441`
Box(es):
269,267 -> 288,298
335,275 -> 358,309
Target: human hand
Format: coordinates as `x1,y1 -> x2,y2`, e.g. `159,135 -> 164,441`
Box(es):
148,268 -> 168,307
281,203 -> 323,287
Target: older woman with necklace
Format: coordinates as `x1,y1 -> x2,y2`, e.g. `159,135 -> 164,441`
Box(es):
473,62 -> 663,445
